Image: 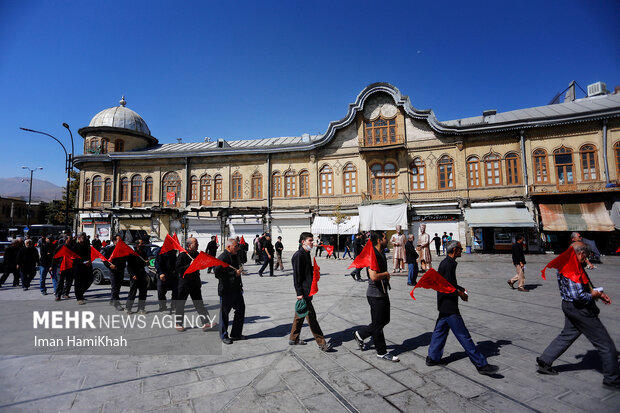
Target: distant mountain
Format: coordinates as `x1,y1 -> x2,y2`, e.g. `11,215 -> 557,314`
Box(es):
0,177 -> 64,202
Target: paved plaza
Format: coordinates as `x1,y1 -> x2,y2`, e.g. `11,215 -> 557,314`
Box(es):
1,251 -> 619,412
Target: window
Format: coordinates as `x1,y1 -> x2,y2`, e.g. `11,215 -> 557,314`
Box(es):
580,144 -> 598,181
299,170 -> 309,197
533,149 -> 549,183
484,153 -> 502,186
364,117 -> 397,146
554,147 -> 574,187
251,172 -> 262,199
343,163 -> 357,194
190,175 -> 198,201
437,156 -> 454,189
615,142 -> 620,178
370,162 -> 398,199
101,138 -> 109,154
131,175 -> 142,206
232,172 -> 243,199
162,172 -> 181,206
104,178 -> 112,202
114,139 -> 124,152
92,176 -> 102,206
88,139 -> 98,153
272,172 -> 282,197
200,175 -> 212,204
467,156 -> 481,188
505,153 -> 522,185
214,175 -> 222,200
120,178 -> 129,201
410,158 -> 425,190
84,179 -> 91,202
319,165 -> 333,195
284,170 -> 297,197
144,177 -> 153,201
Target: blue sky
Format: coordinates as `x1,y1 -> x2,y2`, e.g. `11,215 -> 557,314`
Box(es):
1,0 -> 618,188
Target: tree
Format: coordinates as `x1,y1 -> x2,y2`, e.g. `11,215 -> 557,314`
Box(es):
45,170 -> 80,227
331,204 -> 349,258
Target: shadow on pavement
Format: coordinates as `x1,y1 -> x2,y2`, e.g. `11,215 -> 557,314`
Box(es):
554,350 -> 603,373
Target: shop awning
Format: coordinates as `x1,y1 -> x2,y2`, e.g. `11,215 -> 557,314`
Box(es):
358,203 -> 408,231
464,206 -> 535,228
311,216 -> 359,235
539,203 -> 614,232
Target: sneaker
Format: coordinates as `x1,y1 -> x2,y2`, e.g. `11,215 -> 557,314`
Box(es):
288,339 -> 307,345
353,331 -> 365,351
536,357 -> 558,375
477,364 -> 499,375
425,356 -> 446,366
377,353 -> 400,362
602,380 -> 620,391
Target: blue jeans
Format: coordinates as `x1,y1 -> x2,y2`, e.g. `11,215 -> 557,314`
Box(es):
407,263 -> 418,285
428,313 -> 488,368
39,266 -> 55,293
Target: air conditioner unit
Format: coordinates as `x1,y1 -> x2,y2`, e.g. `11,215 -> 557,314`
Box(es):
587,81 -> 607,97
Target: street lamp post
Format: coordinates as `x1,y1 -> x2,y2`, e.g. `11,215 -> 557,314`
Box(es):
21,166 -> 43,228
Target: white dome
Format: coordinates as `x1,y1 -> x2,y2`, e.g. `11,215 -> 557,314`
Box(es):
88,97 -> 151,135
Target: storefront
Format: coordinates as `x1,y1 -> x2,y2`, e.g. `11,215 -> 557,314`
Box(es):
228,214 -> 264,249
186,212 -> 223,251
270,211 -> 311,251
409,202 -> 464,244
79,212 -> 111,241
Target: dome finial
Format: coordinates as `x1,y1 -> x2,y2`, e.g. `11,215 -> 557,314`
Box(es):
119,96 -> 126,107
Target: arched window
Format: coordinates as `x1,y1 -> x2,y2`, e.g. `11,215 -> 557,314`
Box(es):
120,178 -> 129,201
370,162 -> 398,199
84,179 -> 91,202
232,172 -> 243,199
364,117 -> 397,146
437,156 -> 454,189
410,158 -> 425,190
144,177 -> 153,201
200,175 -> 212,204
272,172 -> 282,197
92,176 -> 102,206
505,153 -> 522,185
131,175 -> 142,206
319,165 -> 333,195
484,153 -> 502,186
554,147 -> 574,187
299,170 -> 309,197
104,178 -> 112,202
615,142 -> 620,178
284,170 -> 297,197
101,138 -> 109,154
190,175 -> 198,201
162,172 -> 181,206
343,163 -> 357,194
467,156 -> 481,188
251,172 -> 262,199
214,175 -> 223,200
533,149 -> 549,183
114,139 -> 124,152
580,144 -> 598,181
88,139 -> 98,153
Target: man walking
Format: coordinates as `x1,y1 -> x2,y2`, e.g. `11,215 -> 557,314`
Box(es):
206,236 -> 218,273
274,236 -> 284,271
536,242 -> 620,390
103,234 -> 127,311
258,233 -> 274,277
52,234 -> 74,301
39,235 -> 56,295
0,239 -> 21,288
508,235 -> 527,292
354,231 -> 399,362
215,238 -> 245,344
426,241 -> 499,376
432,233 -> 441,256
441,232 -> 448,255
405,234 -> 419,286
289,232 -> 332,351
71,232 -> 93,305
155,246 -> 178,313
16,239 -> 39,291
125,238 -> 149,314
348,233 -> 364,281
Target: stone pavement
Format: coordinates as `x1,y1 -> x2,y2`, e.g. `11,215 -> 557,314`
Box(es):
1,251 -> 619,412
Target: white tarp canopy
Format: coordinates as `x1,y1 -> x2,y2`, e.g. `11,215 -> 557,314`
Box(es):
358,203 -> 408,231
464,206 -> 535,228
311,216 -> 359,235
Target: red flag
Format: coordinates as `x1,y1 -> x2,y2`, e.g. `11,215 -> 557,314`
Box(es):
323,245 -> 334,256
53,245 -> 81,272
172,232 -> 182,246
160,234 -> 187,254
347,241 -> 379,271
309,258 -> 320,296
616,245 -> 620,253
90,246 -> 108,262
184,251 -> 229,276
101,240 -> 108,247
541,247 -> 589,284
240,235 -> 247,246
108,239 -> 139,261
410,268 -> 456,300
215,235 -> 219,244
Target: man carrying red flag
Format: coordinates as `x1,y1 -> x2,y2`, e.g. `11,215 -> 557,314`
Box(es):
52,234 -> 77,301
353,231 -> 399,362
536,242 -> 619,390
214,238 -> 244,344
103,234 -> 129,311
426,240 -> 499,376
71,232 -> 94,305
289,232 -> 333,351
155,243 -> 178,313
125,238 -> 149,314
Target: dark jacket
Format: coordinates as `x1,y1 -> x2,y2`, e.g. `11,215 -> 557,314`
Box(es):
17,246 -> 40,270
176,249 -> 200,278
103,244 -> 127,273
436,256 -> 463,315
262,239 -> 274,256
405,240 -> 418,263
432,236 -> 441,248
154,248 -> 177,276
51,241 -> 74,271
366,247 -> 389,297
511,242 -> 526,266
274,241 -> 283,255
40,242 -> 56,267
127,245 -> 148,276
291,246 -> 313,297
206,240 -> 218,257
3,245 -> 18,269
353,237 -> 364,256
214,249 -> 242,296
92,238 -> 102,251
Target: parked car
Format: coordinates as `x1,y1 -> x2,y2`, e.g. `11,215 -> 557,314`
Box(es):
91,254 -> 158,290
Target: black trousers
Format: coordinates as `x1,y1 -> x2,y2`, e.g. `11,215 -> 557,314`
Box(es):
219,292 -> 245,339
109,270 -> 124,303
20,268 -> 36,289
175,275 -> 209,327
73,267 -> 93,301
358,296 -> 390,355
0,268 -> 20,286
315,246 -> 323,257
55,269 -> 74,298
540,300 -> 620,383
258,253 -> 273,276
350,267 -> 362,280
126,270 -> 148,311
157,273 -> 178,310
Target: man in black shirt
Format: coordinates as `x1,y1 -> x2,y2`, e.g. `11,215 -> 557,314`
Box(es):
52,234 -> 75,300
71,232 -> 93,305
155,247 -> 178,313
432,233 -> 441,256
274,236 -> 284,271
427,241 -> 499,376
39,235 -> 56,295
508,234 -> 527,292
125,239 -> 149,314
348,233 -> 364,281
92,234 -> 102,251
206,236 -> 218,273
215,238 -> 244,344
258,233 -> 274,277
16,239 -> 39,291
0,239 -> 21,287
405,234 -> 419,286
354,231 -> 398,362
289,232 -> 332,351
103,234 -> 127,311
